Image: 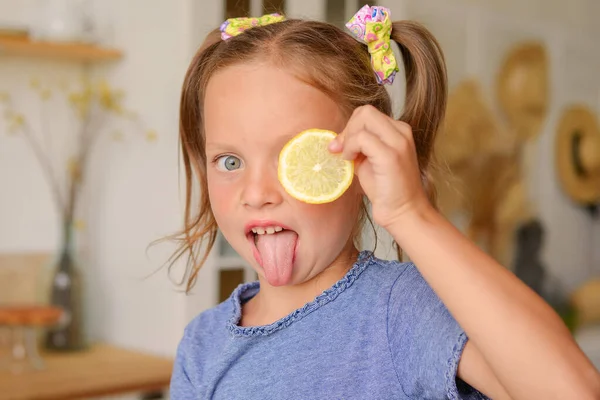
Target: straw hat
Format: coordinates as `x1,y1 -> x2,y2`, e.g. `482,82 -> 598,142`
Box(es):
496,42 -> 549,142
555,105 -> 600,205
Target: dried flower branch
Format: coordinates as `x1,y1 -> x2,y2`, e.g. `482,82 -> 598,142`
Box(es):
0,77 -> 157,238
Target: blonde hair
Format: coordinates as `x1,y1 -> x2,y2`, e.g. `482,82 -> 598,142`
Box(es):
169,18 -> 447,292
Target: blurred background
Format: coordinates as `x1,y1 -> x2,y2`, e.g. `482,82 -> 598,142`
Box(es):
0,0 -> 598,398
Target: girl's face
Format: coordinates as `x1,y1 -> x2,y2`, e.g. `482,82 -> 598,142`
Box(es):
204,62 -> 362,287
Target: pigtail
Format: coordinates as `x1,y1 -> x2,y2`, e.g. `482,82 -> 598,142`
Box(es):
165,29 -> 222,293
389,21 -> 448,260
390,21 -> 447,207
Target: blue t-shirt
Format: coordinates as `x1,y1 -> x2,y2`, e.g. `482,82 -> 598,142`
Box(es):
170,251 -> 490,399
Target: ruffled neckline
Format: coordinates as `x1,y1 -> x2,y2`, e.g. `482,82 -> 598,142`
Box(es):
227,250 -> 374,337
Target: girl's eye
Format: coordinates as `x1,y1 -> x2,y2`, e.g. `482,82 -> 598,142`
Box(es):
216,155 -> 243,171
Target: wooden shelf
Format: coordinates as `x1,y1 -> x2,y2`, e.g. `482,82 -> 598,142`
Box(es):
0,36 -> 123,62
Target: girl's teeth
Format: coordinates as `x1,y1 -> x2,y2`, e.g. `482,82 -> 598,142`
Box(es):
251,226 -> 285,235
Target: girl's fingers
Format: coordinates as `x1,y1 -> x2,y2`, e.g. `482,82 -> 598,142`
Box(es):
328,136 -> 343,152
329,105 -> 414,155
340,128 -> 396,163
348,105 -> 413,148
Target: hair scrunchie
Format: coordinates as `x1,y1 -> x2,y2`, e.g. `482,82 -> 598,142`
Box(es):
345,5 -> 399,85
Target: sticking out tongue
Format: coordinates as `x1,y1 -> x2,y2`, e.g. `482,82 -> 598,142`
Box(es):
255,230 -> 298,286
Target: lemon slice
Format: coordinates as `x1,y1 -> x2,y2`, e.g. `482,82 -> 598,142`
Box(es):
278,129 -> 354,204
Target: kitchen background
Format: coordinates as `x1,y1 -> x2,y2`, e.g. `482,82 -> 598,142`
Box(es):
0,0 -> 599,398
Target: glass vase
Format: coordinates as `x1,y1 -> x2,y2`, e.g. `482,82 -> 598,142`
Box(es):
44,223 -> 86,351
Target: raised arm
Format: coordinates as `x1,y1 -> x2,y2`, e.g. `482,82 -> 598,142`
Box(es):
387,203 -> 600,399
330,104 -> 600,400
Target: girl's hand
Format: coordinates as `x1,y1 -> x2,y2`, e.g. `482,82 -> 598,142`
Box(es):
328,105 -> 431,228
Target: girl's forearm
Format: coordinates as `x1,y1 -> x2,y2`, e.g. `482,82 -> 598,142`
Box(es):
386,204 -> 600,399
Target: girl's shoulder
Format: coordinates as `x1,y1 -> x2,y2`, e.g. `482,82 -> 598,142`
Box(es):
364,253 -> 445,312
182,295 -> 235,344
360,252 -> 421,290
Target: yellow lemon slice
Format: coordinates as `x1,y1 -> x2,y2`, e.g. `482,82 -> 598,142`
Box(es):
278,129 -> 354,204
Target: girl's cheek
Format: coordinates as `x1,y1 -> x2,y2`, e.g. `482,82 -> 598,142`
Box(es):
293,202 -> 334,225
208,176 -> 241,214
207,175 -> 227,204
209,183 -> 231,203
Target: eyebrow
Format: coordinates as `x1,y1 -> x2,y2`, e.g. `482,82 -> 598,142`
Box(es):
205,142 -> 237,152
205,130 -> 303,154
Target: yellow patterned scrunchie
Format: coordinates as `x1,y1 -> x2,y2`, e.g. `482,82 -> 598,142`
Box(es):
220,13 -> 286,40
219,5 -> 398,86
345,5 -> 399,85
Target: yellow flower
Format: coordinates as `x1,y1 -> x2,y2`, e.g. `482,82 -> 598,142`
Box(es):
68,86 -> 93,119
0,92 -> 10,103
30,77 -> 41,90
67,158 -> 82,182
7,113 -> 25,134
12,114 -> 24,125
96,80 -> 124,114
146,130 -> 158,142
74,219 -> 86,231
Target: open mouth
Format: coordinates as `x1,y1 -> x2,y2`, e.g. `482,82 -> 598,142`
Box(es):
248,225 -> 286,244
245,223 -> 299,286
245,222 -> 294,243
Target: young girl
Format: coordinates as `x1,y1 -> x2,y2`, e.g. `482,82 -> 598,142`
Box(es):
169,5 -> 600,399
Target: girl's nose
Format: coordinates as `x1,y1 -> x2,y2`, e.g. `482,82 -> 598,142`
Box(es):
241,167 -> 284,209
